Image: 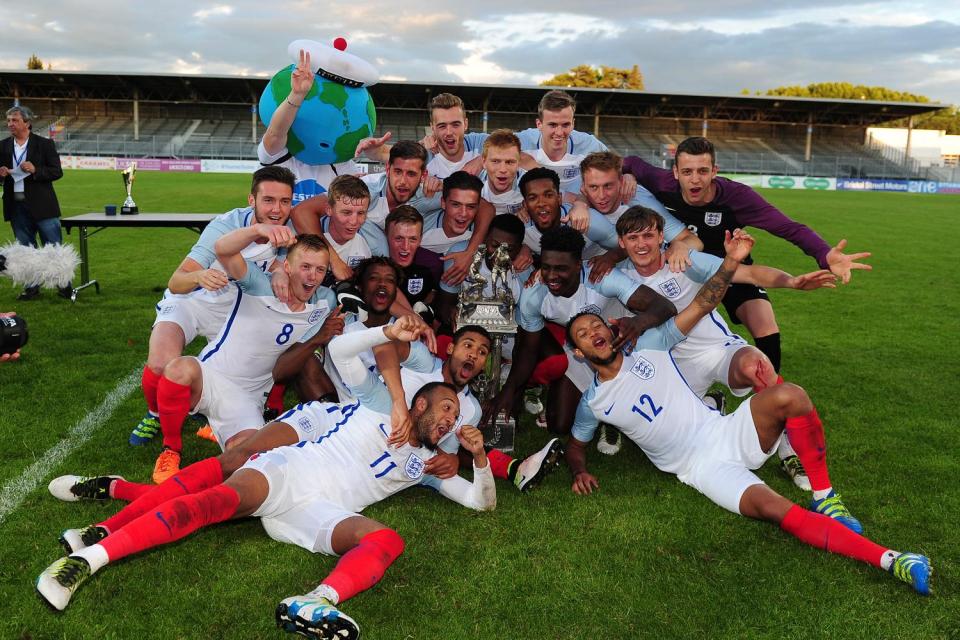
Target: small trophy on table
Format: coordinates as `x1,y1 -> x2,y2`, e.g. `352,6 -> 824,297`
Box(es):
120,162 -> 139,215
456,242 -> 518,452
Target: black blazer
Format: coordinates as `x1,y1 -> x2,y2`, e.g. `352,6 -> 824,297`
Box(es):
1,132 -> 63,222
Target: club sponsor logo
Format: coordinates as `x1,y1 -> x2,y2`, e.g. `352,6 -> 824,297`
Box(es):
630,356 -> 656,380
658,278 -> 682,298
407,277 -> 424,295
704,211 -> 723,227
768,176 -> 796,189
404,454 -> 425,479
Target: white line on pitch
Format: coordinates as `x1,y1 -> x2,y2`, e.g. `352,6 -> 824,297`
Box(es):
0,367 -> 141,526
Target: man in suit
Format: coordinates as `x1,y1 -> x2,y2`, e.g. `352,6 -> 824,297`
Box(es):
1,105 -> 69,299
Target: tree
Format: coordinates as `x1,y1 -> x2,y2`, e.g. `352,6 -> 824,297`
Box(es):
26,54 -> 44,70
761,82 -> 959,134
542,64 -> 644,90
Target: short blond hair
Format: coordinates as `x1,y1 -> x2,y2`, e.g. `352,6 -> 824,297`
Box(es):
482,129 -> 521,157
580,151 -> 622,176
328,175 -> 370,204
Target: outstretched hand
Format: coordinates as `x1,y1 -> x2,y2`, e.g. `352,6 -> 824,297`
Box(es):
789,269 -> 837,291
723,229 -> 755,262
354,131 -> 393,159
256,223 -> 296,248
826,239 -> 872,284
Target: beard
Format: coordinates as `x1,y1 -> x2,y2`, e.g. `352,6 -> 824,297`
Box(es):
583,349 -> 618,366
413,410 -> 439,451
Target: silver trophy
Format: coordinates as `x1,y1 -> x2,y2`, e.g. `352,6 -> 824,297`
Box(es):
456,243 -> 518,452
120,162 -> 139,215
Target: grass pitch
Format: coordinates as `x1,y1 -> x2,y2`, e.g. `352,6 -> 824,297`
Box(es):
0,171 -> 958,639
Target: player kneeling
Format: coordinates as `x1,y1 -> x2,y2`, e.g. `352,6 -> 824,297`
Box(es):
38,317 -> 496,640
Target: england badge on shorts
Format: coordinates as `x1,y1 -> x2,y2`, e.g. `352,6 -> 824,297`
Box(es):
407,278 -> 424,296
704,211 -> 723,227
404,454 -> 425,479
658,278 -> 682,298
298,416 -> 315,433
630,356 -> 656,380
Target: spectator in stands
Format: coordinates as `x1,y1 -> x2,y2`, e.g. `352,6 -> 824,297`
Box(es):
1,105 -> 70,300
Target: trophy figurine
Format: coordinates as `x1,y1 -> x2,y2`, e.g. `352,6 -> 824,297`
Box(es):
120,162 -> 139,215
456,242 -> 518,452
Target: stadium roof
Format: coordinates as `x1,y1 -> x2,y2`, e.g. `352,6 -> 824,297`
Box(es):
0,69 -> 947,127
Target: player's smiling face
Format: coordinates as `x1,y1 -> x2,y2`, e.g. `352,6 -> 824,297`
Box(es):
387,158 -> 426,204
414,387 -> 460,449
618,225 -> 664,275
446,332 -> 491,387
673,152 -> 718,206
482,145 -> 521,193
581,168 -> 621,214
540,249 -> 581,298
537,107 -> 574,157
285,247 -> 329,302
523,178 -> 561,231
250,181 -> 293,226
328,196 -> 369,244
431,106 -> 467,160
441,188 -> 480,236
570,314 -> 617,365
360,264 -> 398,313
386,221 -> 421,267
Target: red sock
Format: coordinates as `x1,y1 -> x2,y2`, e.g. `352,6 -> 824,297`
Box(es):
530,354 -> 568,385
157,376 -> 192,451
111,479 -> 153,502
784,407 -> 831,491
780,505 -> 887,568
99,483 -> 239,563
266,384 -> 286,412
487,449 -> 515,480
142,366 -> 162,415
322,529 -> 405,603
98,458 -> 224,532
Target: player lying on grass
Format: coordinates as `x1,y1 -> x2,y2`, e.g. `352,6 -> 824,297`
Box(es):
149,226 -> 341,484
39,317 -> 497,640
563,229 -> 931,595
131,166 -> 298,446
616,205 -> 839,490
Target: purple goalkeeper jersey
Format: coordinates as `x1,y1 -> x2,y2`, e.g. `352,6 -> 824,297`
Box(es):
622,157 -> 832,268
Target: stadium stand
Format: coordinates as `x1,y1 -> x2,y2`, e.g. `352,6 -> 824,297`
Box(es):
0,70 -> 946,179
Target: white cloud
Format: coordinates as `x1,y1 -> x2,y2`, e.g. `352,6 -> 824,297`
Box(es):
43,21 -> 65,33
192,5 -> 233,20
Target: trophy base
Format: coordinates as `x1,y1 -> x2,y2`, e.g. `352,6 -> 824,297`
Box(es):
120,205 -> 139,215
479,411 -> 515,453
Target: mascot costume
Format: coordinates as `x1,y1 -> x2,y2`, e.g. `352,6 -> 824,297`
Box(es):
257,38 -> 379,203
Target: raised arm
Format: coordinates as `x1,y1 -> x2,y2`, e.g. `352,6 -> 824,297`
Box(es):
262,49 -> 314,156
214,224 -> 295,281
673,229 -> 751,335
167,257 -> 229,294
290,195 -> 328,235
733,263 -> 837,291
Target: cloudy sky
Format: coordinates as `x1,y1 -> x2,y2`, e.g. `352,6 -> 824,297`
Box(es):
4,1 -> 959,104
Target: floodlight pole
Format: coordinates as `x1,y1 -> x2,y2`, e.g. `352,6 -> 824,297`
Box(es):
905,116 -> 914,163
804,112 -> 813,162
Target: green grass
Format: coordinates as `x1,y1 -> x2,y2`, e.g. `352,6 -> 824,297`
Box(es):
1,172 -> 958,639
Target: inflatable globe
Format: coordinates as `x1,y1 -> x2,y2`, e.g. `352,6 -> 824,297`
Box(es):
259,64 -> 377,165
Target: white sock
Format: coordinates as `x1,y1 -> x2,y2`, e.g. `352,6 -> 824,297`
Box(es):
880,550 -> 900,571
307,583 -> 340,605
812,487 -> 833,501
71,543 -> 109,574
777,436 -> 797,461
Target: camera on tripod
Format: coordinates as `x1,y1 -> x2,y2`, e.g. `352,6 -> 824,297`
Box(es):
1,314 -> 28,355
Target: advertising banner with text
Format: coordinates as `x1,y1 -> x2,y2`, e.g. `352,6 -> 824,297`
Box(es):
761,175 -> 837,190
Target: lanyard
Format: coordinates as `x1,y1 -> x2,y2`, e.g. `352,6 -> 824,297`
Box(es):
13,142 -> 28,167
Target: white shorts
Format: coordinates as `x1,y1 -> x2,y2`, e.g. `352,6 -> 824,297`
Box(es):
195,359 -> 267,448
245,447 -> 357,555
673,340 -> 752,399
153,289 -> 236,344
677,397 -> 774,515
563,345 -> 595,393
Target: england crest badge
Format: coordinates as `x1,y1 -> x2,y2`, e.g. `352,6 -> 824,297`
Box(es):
658,278 -> 682,298
404,454 -> 426,479
630,356 -> 656,380
704,211 -> 723,227
297,416 -> 315,433
307,309 -> 325,324
407,278 -> 424,296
